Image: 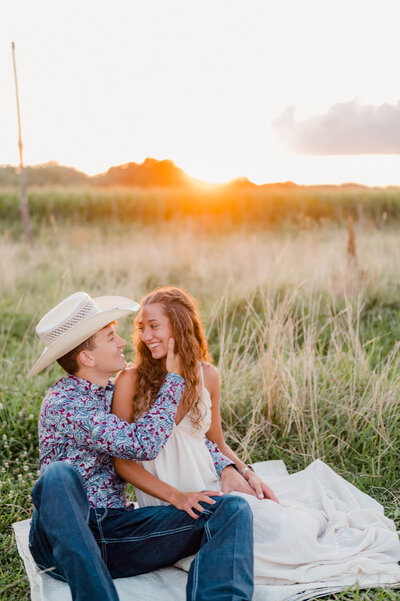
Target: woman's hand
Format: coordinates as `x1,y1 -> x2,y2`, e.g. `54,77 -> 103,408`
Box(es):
220,465 -> 258,496
243,470 -> 279,503
220,466 -> 279,503
169,489 -> 223,519
166,338 -> 182,376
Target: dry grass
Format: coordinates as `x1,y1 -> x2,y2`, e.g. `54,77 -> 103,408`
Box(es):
1,222 -> 399,303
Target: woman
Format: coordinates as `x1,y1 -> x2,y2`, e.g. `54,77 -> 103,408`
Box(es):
113,287 -> 400,587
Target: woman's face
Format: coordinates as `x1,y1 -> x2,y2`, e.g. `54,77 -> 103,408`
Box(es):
138,302 -> 173,361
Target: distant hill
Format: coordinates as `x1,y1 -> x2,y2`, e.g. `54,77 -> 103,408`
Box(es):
95,158 -> 193,188
0,159 -> 396,192
0,158 -> 194,189
0,162 -> 89,187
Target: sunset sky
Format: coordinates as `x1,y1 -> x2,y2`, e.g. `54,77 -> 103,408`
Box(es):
1,0 -> 400,185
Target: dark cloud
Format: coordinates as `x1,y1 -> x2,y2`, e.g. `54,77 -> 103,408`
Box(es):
274,100 -> 400,155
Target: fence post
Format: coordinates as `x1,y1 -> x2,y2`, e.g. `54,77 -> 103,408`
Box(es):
11,41 -> 34,248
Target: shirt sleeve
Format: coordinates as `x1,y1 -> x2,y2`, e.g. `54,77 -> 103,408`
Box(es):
49,373 -> 184,460
204,437 -> 236,476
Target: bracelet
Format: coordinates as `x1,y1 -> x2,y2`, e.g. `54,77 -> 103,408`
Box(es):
240,465 -> 254,478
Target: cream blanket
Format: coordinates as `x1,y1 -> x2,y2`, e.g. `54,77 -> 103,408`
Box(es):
13,460 -> 400,601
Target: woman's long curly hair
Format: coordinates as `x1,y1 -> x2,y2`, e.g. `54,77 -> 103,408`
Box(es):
133,287 -> 212,429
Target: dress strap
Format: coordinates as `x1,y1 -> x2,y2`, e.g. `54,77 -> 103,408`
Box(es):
199,362 -> 205,387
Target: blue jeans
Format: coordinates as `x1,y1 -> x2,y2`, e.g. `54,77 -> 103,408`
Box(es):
29,463 -> 254,601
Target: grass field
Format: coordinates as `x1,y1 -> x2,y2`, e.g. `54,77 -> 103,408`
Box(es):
0,220 -> 399,599
1,184 -> 400,230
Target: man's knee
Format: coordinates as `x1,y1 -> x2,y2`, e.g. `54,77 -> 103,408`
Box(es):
41,461 -> 81,485
32,462 -> 83,505
214,494 -> 253,524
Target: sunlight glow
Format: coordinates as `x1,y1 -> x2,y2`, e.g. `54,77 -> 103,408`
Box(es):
1,0 -> 400,186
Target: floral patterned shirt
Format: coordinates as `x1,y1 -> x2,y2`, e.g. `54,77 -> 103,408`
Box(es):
39,373 -> 233,508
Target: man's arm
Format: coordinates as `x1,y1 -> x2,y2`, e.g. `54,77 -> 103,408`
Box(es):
204,437 -> 236,476
48,373 -> 184,460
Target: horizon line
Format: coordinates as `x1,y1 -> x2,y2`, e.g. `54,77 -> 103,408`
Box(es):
1,158 -> 399,190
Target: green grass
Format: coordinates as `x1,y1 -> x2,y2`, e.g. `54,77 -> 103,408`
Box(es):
1,184 -> 400,231
0,221 -> 399,599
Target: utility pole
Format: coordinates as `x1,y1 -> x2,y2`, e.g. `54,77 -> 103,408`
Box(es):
11,41 -> 34,248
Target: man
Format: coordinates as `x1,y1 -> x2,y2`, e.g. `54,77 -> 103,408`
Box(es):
29,291 -> 254,601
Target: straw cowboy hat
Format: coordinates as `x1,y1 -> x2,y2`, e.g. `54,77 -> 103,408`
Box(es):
29,291 -> 140,377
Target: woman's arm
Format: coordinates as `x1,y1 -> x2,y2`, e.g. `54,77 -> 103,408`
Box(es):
112,367 -> 222,519
203,364 -> 248,472
203,363 -> 279,502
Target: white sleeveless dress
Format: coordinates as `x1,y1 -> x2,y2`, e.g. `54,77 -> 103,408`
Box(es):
135,366 -> 400,587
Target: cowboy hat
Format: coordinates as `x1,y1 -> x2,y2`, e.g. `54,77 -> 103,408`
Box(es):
29,291 -> 140,377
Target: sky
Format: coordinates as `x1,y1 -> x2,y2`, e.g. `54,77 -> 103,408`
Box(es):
1,0 -> 400,185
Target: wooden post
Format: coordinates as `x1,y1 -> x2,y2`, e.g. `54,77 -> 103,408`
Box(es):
346,215 -> 358,270
11,41 -> 34,248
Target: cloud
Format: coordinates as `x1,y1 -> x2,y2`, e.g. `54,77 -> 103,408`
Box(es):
274,100 -> 400,155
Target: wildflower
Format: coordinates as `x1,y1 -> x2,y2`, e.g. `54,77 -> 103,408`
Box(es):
18,474 -> 23,480
2,434 -> 7,440
18,410 -> 24,417
4,462 -> 8,468
0,403 -> 3,410
23,465 -> 29,472
28,414 -> 34,420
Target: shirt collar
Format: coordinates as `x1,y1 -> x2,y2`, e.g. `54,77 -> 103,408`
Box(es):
67,374 -> 114,397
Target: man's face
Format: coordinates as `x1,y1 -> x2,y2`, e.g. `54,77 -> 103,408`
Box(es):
86,324 -> 127,378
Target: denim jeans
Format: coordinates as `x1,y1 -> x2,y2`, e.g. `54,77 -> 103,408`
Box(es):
29,462 -> 254,601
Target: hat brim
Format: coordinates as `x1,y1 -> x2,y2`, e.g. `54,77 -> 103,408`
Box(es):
29,296 -> 139,377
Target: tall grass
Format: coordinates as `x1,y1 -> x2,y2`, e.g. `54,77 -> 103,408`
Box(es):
0,222 -> 399,599
214,290 -> 399,482
1,185 -> 400,229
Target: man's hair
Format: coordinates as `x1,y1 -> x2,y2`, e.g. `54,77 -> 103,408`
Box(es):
57,333 -> 97,375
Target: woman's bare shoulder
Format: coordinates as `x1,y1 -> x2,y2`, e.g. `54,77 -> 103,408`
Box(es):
113,367 -> 138,418
114,366 -> 138,396
201,362 -> 220,388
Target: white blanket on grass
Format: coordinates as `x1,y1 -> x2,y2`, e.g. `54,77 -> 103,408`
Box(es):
12,461 -> 400,601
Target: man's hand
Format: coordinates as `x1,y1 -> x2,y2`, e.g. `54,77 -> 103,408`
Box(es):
166,338 -> 182,376
170,489 -> 223,519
